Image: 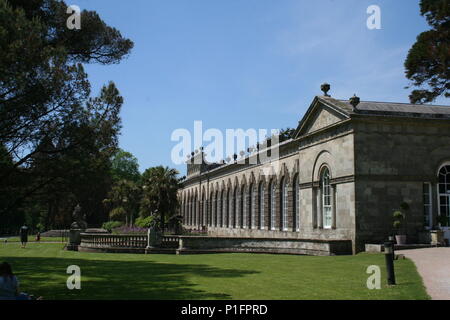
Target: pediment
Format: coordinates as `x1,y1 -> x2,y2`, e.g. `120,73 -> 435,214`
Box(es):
295,97 -> 349,138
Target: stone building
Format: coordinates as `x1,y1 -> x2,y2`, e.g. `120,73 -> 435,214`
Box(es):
179,89 -> 450,254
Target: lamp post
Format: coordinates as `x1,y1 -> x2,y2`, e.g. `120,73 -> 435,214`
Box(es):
388,235 -> 395,261
384,241 -> 396,285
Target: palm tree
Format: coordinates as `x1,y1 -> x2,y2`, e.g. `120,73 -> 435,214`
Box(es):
103,179 -> 141,227
140,166 -> 181,234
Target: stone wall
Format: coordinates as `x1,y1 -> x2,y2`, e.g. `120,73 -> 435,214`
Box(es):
177,236 -> 352,256
353,117 -> 450,252
180,113 -> 358,252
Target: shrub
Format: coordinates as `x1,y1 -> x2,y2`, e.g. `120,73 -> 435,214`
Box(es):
393,211 -> 404,221
102,221 -> 124,232
135,216 -> 154,228
112,226 -> 147,235
36,223 -> 45,233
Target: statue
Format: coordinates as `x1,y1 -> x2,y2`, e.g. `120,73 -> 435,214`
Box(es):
67,204 -> 87,251
70,204 -> 88,230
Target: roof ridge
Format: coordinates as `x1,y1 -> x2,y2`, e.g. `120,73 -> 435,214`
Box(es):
336,99 -> 450,108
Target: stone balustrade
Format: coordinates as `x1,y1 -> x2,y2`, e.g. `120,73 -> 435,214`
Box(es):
78,232 -> 352,256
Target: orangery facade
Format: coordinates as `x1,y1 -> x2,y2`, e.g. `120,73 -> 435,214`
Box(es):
179,94 -> 450,253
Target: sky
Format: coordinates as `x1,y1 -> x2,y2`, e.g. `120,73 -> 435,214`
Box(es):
75,0 -> 448,175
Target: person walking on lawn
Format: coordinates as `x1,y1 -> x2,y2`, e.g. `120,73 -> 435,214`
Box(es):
19,225 -> 29,248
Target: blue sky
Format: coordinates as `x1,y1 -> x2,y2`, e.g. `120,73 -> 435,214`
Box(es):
76,0 -> 448,175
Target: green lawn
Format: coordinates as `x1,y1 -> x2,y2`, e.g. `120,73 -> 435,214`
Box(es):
0,243 -> 429,300
1,236 -> 65,243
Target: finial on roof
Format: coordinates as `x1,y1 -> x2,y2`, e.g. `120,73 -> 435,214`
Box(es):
321,83 -> 331,97
349,94 -> 360,110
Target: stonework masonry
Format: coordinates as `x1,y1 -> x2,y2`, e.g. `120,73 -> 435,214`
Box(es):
179,95 -> 450,254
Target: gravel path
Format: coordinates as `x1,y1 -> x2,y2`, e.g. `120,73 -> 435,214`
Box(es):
401,248 -> 450,300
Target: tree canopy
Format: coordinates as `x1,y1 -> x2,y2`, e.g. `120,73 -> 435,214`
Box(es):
404,0 -> 449,104
111,149 -> 141,183
0,0 -> 133,232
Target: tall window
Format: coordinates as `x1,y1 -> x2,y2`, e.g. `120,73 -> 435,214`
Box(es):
270,181 -> 276,230
321,168 -> 332,229
438,165 -> 450,227
235,188 -> 240,228
281,178 -> 288,231
249,184 -> 256,229
219,191 -> 223,227
233,188 -> 237,228
209,192 -> 213,226
243,187 -> 248,228
202,193 -> 206,226
193,195 -> 197,226
293,175 -> 300,231
228,189 -> 232,227
214,192 -> 218,227
188,197 -> 191,225
423,183 -> 432,228
222,191 -> 226,227
240,188 -> 245,228
259,183 -> 265,229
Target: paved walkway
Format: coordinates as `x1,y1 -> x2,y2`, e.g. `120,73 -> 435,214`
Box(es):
401,248 -> 450,300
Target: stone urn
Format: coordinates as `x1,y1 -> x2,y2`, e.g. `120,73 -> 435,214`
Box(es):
430,230 -> 445,246
395,235 -> 407,245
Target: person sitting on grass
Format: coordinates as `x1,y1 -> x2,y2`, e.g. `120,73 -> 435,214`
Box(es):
0,262 -> 42,300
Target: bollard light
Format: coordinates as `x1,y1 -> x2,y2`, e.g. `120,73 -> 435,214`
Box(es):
388,236 -> 395,261
384,242 -> 396,285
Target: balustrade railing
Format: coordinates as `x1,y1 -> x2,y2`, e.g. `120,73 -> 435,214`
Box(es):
80,234 -> 148,248
80,233 -> 181,249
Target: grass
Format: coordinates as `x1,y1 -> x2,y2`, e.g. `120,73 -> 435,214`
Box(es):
0,236 -> 65,243
0,243 -> 429,300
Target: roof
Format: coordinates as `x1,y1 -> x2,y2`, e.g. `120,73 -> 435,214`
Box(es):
294,96 -> 450,138
323,96 -> 450,119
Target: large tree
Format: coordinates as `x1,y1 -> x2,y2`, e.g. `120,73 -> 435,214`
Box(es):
103,179 -> 141,227
0,0 -> 133,230
404,0 -> 450,104
111,149 -> 141,183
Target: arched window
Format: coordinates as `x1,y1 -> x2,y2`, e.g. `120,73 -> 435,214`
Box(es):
217,190 -> 225,227
235,187 -> 240,228
208,192 -> 213,227
281,178 -> 288,231
321,167 -> 332,229
193,194 -> 197,226
185,197 -> 188,225
269,181 -> 276,230
243,186 -> 248,228
240,188 -> 245,228
438,165 -> 450,227
202,193 -> 206,227
189,195 -> 193,226
259,183 -> 265,229
293,175 -> 300,232
213,191 -> 219,227
233,187 -> 237,228
250,184 -> 256,229
221,190 -> 226,228
227,189 -> 232,227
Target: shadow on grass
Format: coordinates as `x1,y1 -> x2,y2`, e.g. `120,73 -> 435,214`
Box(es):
2,255 -> 259,300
